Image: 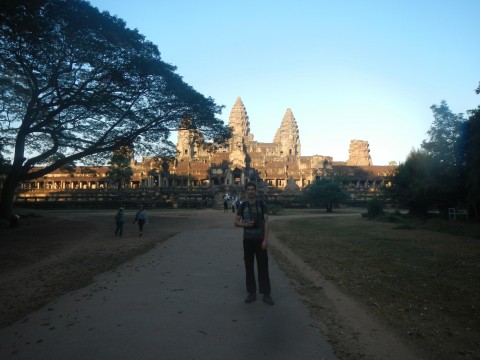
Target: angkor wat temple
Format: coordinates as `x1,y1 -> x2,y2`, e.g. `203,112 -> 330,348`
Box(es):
14,97 -> 395,207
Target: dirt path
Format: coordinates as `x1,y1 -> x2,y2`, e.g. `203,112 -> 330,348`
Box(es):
0,209 -> 423,359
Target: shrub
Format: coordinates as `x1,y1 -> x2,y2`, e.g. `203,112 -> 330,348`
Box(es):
268,204 -> 284,215
366,198 -> 384,219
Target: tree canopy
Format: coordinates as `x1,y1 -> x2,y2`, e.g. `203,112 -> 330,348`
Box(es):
385,98 -> 480,218
106,145 -> 134,190
384,149 -> 439,215
464,106 -> 480,218
303,179 -> 349,213
422,100 -> 466,169
0,0 -> 230,218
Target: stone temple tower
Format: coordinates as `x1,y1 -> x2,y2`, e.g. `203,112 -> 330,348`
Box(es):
346,139 -> 372,166
273,108 -> 301,157
228,97 -> 252,168
176,118 -> 203,159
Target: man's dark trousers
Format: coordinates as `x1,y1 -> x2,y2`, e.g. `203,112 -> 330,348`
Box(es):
243,238 -> 271,294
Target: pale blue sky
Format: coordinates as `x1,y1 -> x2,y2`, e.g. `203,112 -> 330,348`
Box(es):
89,0 -> 480,165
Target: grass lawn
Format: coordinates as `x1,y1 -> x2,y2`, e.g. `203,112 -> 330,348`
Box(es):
270,211 -> 480,360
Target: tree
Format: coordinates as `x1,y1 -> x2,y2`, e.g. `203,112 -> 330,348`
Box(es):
384,149 -> 438,215
386,101 -> 469,216
0,0 -> 230,218
464,106 -> 480,218
49,153 -> 76,174
303,179 -> 349,213
0,146 -> 11,174
422,100 -> 466,170
106,146 -> 134,190
366,197 -> 384,219
421,101 -> 468,211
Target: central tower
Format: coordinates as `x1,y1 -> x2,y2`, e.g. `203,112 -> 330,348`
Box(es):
273,108 -> 301,157
228,97 -> 252,169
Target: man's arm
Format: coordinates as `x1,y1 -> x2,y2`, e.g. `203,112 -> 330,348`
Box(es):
235,214 -> 255,228
234,214 -> 244,227
262,214 -> 269,249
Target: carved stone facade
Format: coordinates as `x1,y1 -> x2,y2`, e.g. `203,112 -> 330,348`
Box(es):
173,97 -> 332,189
16,97 -> 394,199
273,108 -> 301,157
346,139 -> 372,166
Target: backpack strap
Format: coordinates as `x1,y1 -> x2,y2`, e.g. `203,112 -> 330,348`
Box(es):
240,200 -> 265,221
239,201 -> 247,215
258,200 -> 265,221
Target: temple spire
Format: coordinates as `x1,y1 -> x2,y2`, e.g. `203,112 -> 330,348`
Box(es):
228,97 -> 251,169
228,97 -> 250,138
273,108 -> 301,156
346,140 -> 372,166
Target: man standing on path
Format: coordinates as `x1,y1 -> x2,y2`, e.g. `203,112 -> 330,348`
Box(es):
234,182 -> 274,305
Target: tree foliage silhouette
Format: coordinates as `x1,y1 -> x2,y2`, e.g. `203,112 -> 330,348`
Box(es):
106,146 -> 134,190
0,0 -> 230,218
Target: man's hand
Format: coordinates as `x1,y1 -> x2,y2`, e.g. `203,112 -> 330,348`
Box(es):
245,220 -> 256,227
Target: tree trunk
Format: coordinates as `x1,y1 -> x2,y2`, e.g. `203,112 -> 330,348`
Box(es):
471,201 -> 479,221
326,202 -> 333,213
0,173 -> 20,220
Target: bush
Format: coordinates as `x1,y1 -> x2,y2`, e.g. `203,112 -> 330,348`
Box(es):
366,198 -> 384,219
268,204 -> 284,215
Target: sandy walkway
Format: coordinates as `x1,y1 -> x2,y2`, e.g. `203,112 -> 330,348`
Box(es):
0,209 -> 336,359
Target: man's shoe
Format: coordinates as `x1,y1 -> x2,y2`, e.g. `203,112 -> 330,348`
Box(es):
263,294 -> 274,305
244,293 -> 256,303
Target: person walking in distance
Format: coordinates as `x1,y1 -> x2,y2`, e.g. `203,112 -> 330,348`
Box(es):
234,182 -> 274,305
134,204 -> 148,236
114,207 -> 125,236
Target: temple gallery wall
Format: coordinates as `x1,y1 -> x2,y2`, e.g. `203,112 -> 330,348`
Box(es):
11,97 -> 395,207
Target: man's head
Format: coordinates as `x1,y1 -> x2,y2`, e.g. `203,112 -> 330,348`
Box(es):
245,181 -> 256,190
245,182 -> 257,199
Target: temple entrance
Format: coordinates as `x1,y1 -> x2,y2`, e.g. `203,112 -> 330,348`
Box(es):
232,168 -> 242,185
